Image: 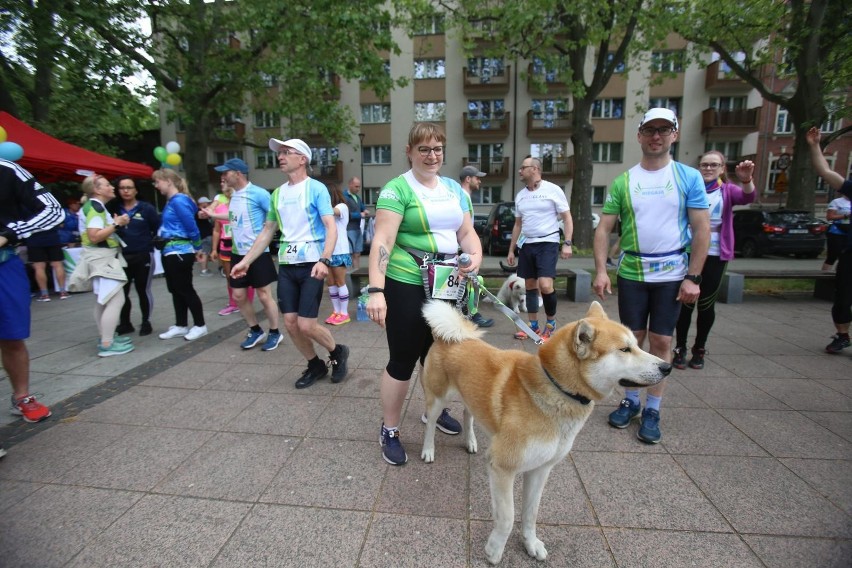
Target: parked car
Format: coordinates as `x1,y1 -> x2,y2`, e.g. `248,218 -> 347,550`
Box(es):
481,202 -> 516,256
732,209 -> 827,258
473,214 -> 489,238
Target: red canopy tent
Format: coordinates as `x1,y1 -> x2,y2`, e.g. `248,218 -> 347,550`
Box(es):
0,111 -> 154,183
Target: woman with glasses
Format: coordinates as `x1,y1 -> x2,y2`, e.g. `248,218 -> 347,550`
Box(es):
673,152 -> 755,369
366,122 -> 483,465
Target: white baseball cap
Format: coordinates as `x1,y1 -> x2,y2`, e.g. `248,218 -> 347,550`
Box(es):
638,108 -> 678,131
268,138 -> 312,163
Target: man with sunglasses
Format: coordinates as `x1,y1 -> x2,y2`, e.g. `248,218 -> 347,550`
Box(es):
506,156 -> 574,340
593,107 -> 710,444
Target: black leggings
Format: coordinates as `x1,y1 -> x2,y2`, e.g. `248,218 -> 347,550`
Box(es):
120,251 -> 154,324
832,249 -> 852,325
676,255 -> 727,349
384,278 -> 432,381
162,253 -> 205,327
825,232 -> 847,266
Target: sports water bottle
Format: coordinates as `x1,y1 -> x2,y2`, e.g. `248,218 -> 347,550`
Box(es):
356,289 -> 370,321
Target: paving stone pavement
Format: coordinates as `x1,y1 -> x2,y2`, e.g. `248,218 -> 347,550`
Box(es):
1,260 -> 850,567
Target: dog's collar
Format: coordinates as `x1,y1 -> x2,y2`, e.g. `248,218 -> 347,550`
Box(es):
542,366 -> 591,405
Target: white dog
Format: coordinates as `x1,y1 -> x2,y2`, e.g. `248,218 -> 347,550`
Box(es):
496,274 -> 527,313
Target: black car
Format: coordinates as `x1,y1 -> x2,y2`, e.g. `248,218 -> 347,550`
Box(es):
473,214 -> 489,238
480,202 -> 516,256
732,209 -> 827,258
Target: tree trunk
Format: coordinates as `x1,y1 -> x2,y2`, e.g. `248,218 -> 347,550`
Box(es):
183,115 -> 212,196
29,0 -> 58,128
786,123 -> 818,212
569,101 -> 596,249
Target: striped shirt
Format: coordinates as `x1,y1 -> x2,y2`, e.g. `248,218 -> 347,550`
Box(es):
0,159 -> 63,244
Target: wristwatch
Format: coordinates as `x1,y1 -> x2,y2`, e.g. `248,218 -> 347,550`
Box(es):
318,257 -> 331,266
684,274 -> 703,285
563,240 -> 572,246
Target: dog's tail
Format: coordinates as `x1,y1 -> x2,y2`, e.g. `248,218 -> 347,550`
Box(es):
422,300 -> 485,344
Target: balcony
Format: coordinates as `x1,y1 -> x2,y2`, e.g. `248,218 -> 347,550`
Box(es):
462,112 -> 511,139
704,60 -> 752,92
462,65 -> 511,95
527,110 -> 574,139
527,64 -> 570,94
540,156 -> 574,183
701,107 -> 761,135
314,161 -> 343,186
462,157 -> 510,182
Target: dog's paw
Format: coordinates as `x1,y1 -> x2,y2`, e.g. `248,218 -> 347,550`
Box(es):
484,542 -> 504,565
465,435 -> 478,454
524,538 -> 547,561
421,448 -> 435,463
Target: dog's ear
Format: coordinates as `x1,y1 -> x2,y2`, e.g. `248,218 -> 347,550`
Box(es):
574,320 -> 596,359
586,301 -> 608,320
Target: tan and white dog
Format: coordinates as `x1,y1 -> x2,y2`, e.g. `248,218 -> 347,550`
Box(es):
420,300 -> 670,565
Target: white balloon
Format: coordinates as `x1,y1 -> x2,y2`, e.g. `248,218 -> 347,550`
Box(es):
165,141 -> 181,154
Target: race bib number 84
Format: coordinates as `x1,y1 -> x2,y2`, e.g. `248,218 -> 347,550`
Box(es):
431,265 -> 462,299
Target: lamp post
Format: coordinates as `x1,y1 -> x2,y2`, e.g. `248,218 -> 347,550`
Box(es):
358,132 -> 365,191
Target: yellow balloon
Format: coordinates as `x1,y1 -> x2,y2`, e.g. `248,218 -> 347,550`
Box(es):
166,153 -> 182,166
0,126 -> 6,143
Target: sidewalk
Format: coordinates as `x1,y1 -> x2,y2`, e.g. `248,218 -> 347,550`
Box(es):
1,260 -> 850,567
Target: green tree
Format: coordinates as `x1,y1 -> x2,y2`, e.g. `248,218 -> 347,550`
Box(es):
75,0 -> 402,193
0,0 -> 155,153
675,0 -> 852,212
399,0 -> 671,248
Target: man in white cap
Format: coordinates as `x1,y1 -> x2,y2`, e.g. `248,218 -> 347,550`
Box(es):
592,107 -> 710,444
458,165 -> 493,328
211,158 -> 282,352
232,139 -> 350,387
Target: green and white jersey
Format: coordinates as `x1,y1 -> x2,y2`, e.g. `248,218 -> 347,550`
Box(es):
268,178 -> 334,265
377,171 -> 469,286
602,162 -> 707,282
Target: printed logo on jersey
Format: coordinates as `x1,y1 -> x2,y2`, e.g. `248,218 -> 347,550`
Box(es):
379,188 -> 400,202
633,179 -> 675,197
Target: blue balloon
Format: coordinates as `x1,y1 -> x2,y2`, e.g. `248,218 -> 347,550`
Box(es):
0,141 -> 24,161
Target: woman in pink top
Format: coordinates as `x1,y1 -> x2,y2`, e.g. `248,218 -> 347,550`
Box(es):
210,181 -> 253,316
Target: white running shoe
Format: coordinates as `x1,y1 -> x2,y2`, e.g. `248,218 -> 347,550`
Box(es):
159,325 -> 189,340
184,325 -> 208,341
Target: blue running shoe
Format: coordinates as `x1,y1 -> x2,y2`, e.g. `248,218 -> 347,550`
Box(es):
608,398 -> 641,428
261,331 -> 283,352
241,329 -> 266,350
421,408 -> 462,435
638,408 -> 662,444
380,425 -> 408,465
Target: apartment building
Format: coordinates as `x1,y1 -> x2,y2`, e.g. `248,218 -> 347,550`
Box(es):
159,23 -> 850,216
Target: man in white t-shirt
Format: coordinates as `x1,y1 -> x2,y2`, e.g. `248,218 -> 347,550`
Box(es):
506,157 -> 573,340
592,107 -> 710,444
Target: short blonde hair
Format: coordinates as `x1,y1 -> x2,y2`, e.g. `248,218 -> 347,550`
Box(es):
80,174 -> 105,197
152,168 -> 191,195
407,122 -> 447,147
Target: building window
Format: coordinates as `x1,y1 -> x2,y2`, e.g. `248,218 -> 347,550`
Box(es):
531,143 -> 571,175
467,99 -> 506,121
591,142 -> 622,163
649,97 -> 681,118
254,111 -> 279,129
361,103 -> 391,124
260,73 -> 277,87
414,101 -> 446,122
256,149 -> 277,169
215,114 -> 242,131
363,145 -> 391,165
709,96 -> 747,111
775,108 -> 793,134
592,186 -> 606,206
532,99 -> 569,120
470,185 -> 500,205
215,151 -> 244,164
412,15 -> 444,35
363,187 -> 382,205
603,53 -> 626,74
466,57 -> 505,81
651,50 -> 684,73
821,111 -> 840,133
703,141 -> 742,161
531,57 -> 566,83
468,144 -> 505,176
591,98 -> 625,119
313,147 -> 339,176
414,58 -> 445,79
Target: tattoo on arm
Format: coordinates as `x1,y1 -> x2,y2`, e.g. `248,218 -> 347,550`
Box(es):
378,245 -> 389,275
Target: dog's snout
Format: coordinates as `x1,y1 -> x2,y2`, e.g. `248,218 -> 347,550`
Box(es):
659,362 -> 672,376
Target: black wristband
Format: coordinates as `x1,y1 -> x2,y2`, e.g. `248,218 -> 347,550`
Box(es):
318,257 -> 331,266
367,287 -> 385,294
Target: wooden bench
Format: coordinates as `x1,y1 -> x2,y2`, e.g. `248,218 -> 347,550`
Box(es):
720,270 -> 836,303
348,266 -> 593,302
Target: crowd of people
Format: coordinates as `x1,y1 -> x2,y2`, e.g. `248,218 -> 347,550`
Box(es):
2,111 -> 850,463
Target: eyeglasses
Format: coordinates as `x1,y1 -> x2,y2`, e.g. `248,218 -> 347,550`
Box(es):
277,148 -> 301,156
519,165 -> 534,170
639,126 -> 675,137
416,145 -> 444,157
699,162 -> 723,169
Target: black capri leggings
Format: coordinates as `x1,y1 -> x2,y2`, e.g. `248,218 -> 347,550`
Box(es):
162,253 -> 205,328
120,251 -> 154,324
384,277 -> 432,381
675,255 -> 727,349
